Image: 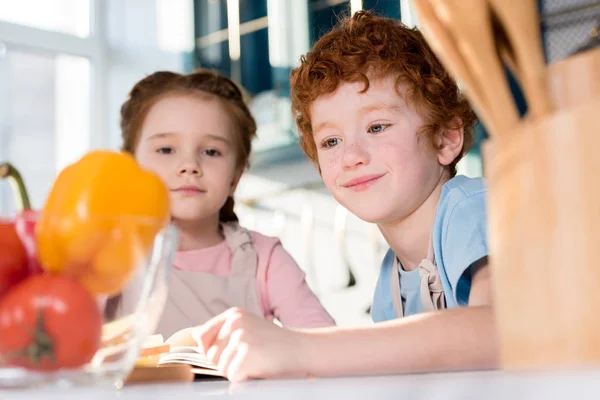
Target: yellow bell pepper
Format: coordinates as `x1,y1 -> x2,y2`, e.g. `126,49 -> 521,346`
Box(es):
36,150 -> 170,295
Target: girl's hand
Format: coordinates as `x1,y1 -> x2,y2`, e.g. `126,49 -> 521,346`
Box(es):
194,307 -> 311,382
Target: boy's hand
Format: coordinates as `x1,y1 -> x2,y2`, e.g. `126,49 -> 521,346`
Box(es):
193,307 -> 310,382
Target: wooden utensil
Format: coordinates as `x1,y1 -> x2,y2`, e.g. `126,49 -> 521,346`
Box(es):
411,0 -> 502,135
488,0 -> 554,119
429,0 -> 520,137
491,12 -> 521,85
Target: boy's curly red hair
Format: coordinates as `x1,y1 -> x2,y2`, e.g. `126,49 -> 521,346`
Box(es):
290,11 -> 477,176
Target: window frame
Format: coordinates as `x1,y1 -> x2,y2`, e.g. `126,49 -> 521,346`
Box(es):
0,0 -> 108,152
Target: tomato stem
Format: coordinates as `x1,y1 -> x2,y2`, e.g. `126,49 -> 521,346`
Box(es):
31,309 -> 55,365
1,308 -> 56,367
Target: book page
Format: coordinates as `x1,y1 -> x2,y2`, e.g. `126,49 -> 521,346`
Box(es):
158,346 -> 217,371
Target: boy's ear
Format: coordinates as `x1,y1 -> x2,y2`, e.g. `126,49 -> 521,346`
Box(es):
436,117 -> 464,167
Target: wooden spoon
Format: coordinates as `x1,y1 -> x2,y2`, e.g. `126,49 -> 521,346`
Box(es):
429,0 -> 520,137
492,12 -> 521,85
411,0 -> 502,136
488,0 -> 554,119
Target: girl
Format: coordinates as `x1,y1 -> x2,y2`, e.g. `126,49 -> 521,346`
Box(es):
193,11 -> 497,381
119,69 -> 335,339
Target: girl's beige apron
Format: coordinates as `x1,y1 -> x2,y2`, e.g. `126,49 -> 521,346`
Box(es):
155,222 -> 263,338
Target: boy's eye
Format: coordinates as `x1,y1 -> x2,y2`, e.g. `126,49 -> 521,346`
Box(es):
203,149 -> 222,157
367,124 -> 390,134
156,146 -> 173,154
322,138 -> 341,148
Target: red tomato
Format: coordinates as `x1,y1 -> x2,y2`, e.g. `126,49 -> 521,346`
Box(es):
0,275 -> 102,371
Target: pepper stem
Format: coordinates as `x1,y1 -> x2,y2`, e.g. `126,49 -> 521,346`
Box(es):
0,162 -> 31,211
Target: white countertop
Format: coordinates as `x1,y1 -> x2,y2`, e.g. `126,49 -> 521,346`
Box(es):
5,367 -> 600,399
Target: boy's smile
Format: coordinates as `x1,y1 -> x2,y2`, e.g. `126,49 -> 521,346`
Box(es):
339,172 -> 387,192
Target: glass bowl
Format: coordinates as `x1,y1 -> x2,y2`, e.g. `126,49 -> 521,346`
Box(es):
0,216 -> 178,389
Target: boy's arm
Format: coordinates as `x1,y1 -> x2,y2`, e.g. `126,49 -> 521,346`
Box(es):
304,263 -> 497,377
195,263 -> 499,381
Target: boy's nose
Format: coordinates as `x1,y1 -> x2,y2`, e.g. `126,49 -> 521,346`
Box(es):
342,143 -> 370,170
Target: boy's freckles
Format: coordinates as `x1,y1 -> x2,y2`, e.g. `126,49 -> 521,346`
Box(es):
320,152 -> 341,171
372,142 -> 393,153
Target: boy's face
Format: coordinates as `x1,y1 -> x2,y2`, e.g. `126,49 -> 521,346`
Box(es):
135,94 -> 240,223
310,76 -> 446,225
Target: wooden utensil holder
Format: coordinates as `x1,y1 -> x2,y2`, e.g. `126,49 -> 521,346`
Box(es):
549,48 -> 600,111
483,49 -> 600,370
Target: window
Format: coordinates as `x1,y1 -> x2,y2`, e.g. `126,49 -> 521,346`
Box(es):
156,0 -> 195,53
0,0 -> 192,216
0,0 -> 91,37
0,48 -> 90,214
0,48 -> 91,214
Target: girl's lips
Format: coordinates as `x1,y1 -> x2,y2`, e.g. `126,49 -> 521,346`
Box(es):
171,186 -> 206,196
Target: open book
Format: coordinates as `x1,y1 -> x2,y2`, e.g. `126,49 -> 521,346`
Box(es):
101,318 -> 226,383
134,334 -> 226,380
155,346 -> 222,377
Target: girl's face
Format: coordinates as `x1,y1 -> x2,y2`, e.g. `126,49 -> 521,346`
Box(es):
135,94 -> 240,224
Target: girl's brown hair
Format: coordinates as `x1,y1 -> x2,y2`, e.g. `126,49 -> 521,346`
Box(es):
290,11 -> 478,176
119,69 -> 257,222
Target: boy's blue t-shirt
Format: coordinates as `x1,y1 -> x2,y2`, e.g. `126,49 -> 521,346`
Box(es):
371,175 -> 488,322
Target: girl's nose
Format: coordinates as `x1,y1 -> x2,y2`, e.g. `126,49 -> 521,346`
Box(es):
177,161 -> 202,176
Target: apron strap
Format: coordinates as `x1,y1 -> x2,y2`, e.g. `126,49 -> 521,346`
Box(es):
390,234 -> 446,317
418,259 -> 446,313
222,222 -> 263,317
390,257 -> 404,318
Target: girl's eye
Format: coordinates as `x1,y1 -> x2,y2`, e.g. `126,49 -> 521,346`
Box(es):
203,149 -> 222,157
156,147 -> 173,154
321,138 -> 341,148
367,124 -> 390,134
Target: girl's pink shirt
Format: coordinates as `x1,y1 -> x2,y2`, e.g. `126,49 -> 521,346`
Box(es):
174,230 -> 336,328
